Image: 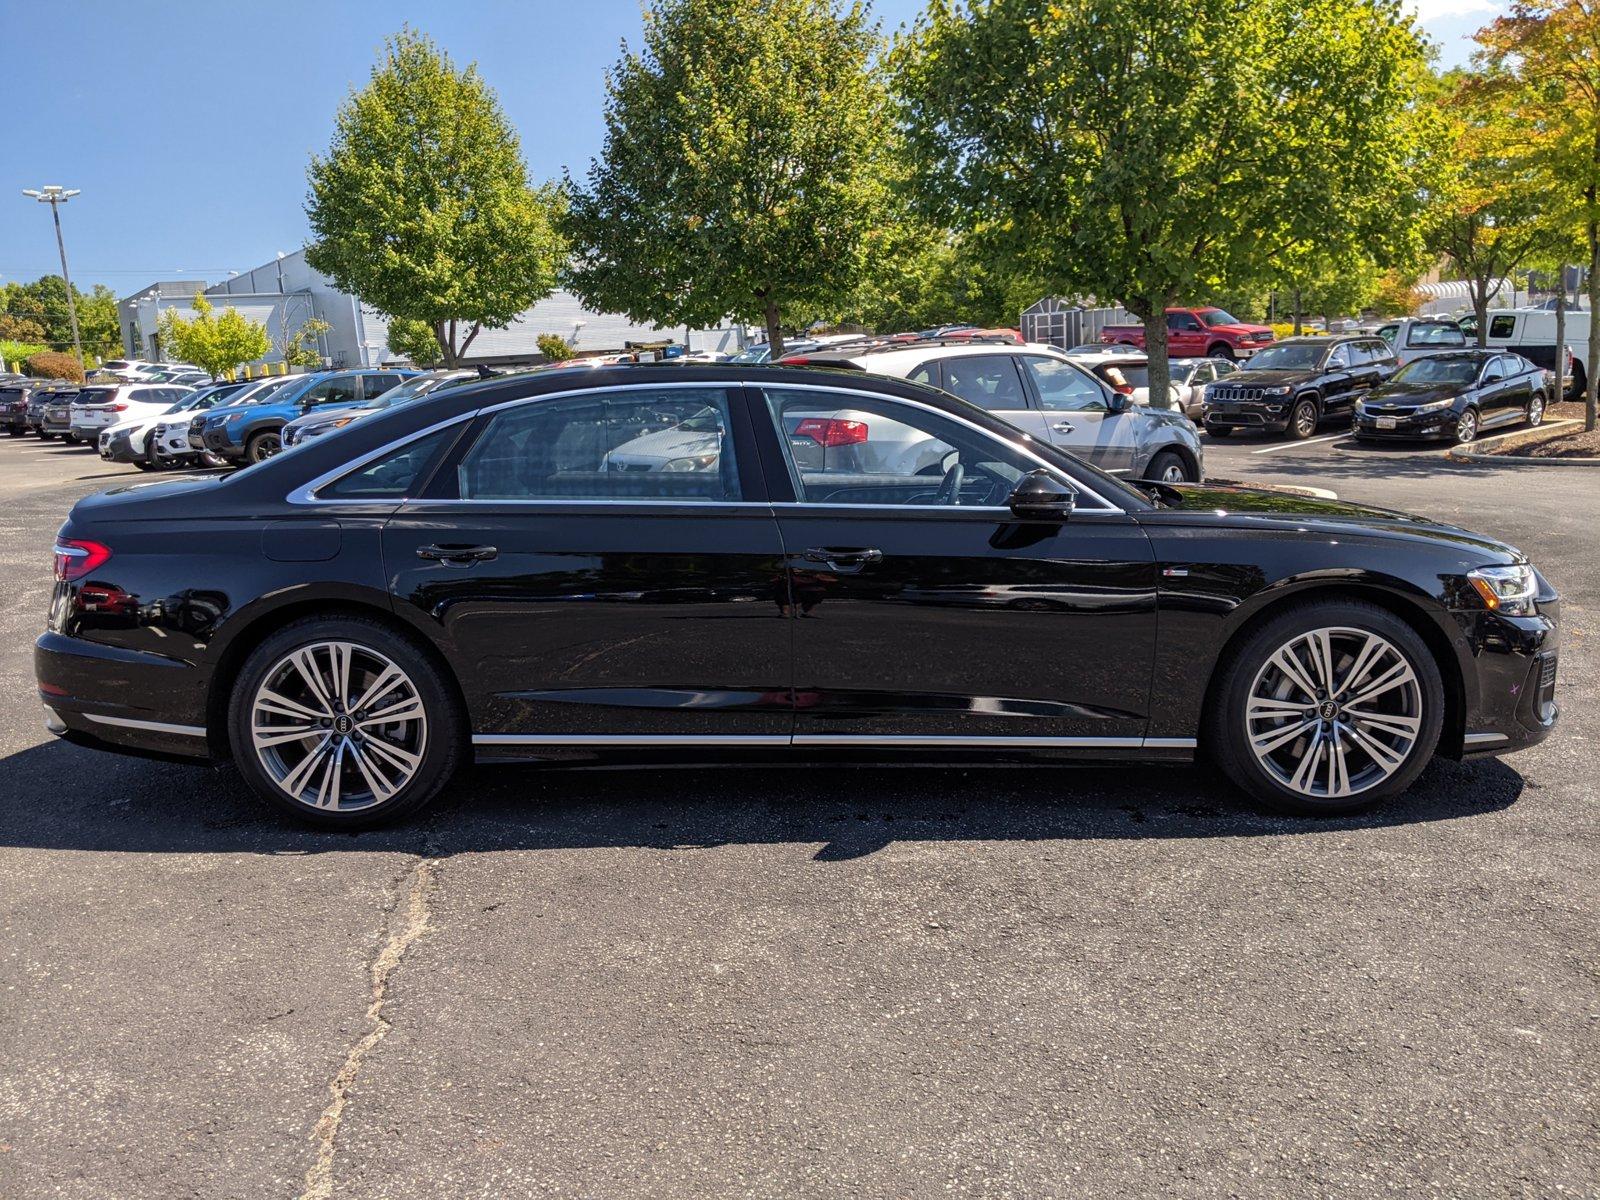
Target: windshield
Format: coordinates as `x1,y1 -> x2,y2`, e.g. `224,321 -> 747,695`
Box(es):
1244,343 -> 1324,371
1198,309 -> 1242,327
240,377 -> 297,404
1393,358 -> 1480,385
728,346 -> 771,364
359,373 -> 450,411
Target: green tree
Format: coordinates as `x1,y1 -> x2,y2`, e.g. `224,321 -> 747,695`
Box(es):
894,0 -> 1435,407
1475,0 -> 1600,428
280,316 -> 333,368
385,316 -> 445,366
158,296 -> 271,380
77,284 -> 122,361
561,0 -> 891,357
536,332 -> 574,361
306,28 -> 564,367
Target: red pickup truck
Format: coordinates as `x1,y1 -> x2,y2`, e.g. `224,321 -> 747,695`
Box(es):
1099,307 -> 1275,360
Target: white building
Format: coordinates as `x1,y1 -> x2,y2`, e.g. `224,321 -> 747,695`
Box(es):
121,248 -> 743,366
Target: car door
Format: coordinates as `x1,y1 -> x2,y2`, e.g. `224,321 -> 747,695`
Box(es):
380,382 -> 793,742
298,374 -> 362,414
752,382 -> 1158,744
1167,312 -> 1205,355
1318,343 -> 1359,415
1479,356 -> 1523,426
1183,361 -> 1216,416
1016,354 -> 1141,475
1343,341 -> 1385,401
927,354 -> 1051,441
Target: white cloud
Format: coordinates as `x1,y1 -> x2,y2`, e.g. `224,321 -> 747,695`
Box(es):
1408,0 -> 1501,24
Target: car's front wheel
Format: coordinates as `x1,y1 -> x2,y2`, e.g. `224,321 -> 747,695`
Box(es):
227,617 -> 464,828
1526,392 -> 1545,428
1455,408 -> 1479,444
1145,449 -> 1195,483
1207,600 -> 1444,815
246,431 -> 282,463
1286,398 -> 1318,440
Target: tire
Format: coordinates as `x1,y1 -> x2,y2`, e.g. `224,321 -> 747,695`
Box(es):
226,616 -> 465,829
1145,449 -> 1195,483
245,430 -> 282,463
1206,600 -> 1444,816
62,433 -> 78,445
1454,407 -> 1479,445
37,432 -> 54,441
1526,392 -> 1545,428
6,427 -> 22,437
1205,425 -> 1233,438
1286,397 -> 1319,440
1207,343 -> 1236,362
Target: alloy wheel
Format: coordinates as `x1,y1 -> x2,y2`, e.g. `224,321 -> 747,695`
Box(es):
1159,461 -> 1187,483
1294,402 -> 1316,437
1527,395 -> 1544,427
250,434 -> 282,462
1456,410 -> 1477,444
1244,626 -> 1423,800
249,641 -> 428,812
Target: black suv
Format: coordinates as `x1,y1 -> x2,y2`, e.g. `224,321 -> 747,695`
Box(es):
1202,336 -> 1399,439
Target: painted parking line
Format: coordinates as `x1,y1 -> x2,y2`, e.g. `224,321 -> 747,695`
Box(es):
1249,433 -> 1346,454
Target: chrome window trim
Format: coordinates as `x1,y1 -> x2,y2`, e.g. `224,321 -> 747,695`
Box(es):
472,733 -> 1195,750
287,378 -> 1132,513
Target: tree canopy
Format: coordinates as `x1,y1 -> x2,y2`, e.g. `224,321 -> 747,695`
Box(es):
893,0 -> 1435,401
157,296 -> 271,379
306,28 -> 564,367
561,0 -> 891,356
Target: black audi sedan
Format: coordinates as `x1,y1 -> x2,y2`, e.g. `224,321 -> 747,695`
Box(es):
1353,350 -> 1550,444
1203,335 -> 1399,439
35,365 -> 1560,827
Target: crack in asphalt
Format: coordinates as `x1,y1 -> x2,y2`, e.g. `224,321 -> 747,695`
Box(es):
299,856 -> 439,1200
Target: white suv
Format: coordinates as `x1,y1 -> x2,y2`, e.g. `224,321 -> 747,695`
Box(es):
782,339 -> 1205,483
69,383 -> 193,443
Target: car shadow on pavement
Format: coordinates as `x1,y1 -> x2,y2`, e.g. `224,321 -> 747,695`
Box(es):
0,738 -> 1525,861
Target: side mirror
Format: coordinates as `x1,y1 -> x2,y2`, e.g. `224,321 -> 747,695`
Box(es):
1008,470 -> 1077,520
1106,390 -> 1132,413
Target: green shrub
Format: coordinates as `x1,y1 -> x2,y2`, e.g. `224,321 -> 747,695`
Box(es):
1,341 -> 50,371
537,333 -> 573,362
24,350 -> 85,384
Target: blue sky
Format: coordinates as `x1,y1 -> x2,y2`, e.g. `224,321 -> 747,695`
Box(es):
1,0 -> 1504,298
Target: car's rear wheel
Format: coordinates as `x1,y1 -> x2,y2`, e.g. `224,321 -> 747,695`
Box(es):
1207,601 -> 1443,815
1526,392 -> 1545,427
1287,398 -> 1318,439
1207,343 -> 1236,362
1145,449 -> 1194,483
227,617 -> 464,828
246,431 -> 281,463
1455,408 -> 1479,444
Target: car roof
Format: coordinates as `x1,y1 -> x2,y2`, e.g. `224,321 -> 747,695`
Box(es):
1402,349 -> 1497,362
795,340 -> 1063,374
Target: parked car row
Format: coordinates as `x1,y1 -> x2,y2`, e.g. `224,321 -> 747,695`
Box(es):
1201,334 -> 1552,444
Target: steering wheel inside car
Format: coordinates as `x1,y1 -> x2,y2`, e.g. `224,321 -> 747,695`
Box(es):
933,462 -> 966,506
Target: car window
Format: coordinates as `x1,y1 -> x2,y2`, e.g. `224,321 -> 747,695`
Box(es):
1375,324 -> 1398,346
1406,323 -> 1467,348
300,377 -> 361,406
1488,314 -> 1517,339
762,387 -> 1056,508
362,373 -> 403,399
1213,360 -> 1237,378
1019,356 -> 1107,412
315,427 -> 457,500
1326,345 -> 1351,369
456,387 -> 739,502
937,355 -> 1028,411
1346,342 -> 1373,366
1167,312 -> 1202,332
906,362 -> 938,387
1481,358 -> 1506,382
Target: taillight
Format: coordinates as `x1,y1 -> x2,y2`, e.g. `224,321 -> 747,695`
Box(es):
108,403 -> 127,412
54,538 -> 112,582
794,417 -> 869,446
1112,383 -> 1135,395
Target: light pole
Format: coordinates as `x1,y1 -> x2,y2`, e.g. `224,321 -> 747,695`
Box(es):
21,185 -> 84,366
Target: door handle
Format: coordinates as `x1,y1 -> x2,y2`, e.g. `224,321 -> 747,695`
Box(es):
1052,421 -> 1076,434
417,543 -> 498,565
802,547 -> 882,572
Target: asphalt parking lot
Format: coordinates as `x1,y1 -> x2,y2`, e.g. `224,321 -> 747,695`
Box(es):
0,430 -> 1594,1198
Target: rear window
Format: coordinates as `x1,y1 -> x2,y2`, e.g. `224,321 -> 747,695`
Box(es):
1406,323 -> 1466,348
76,387 -> 117,404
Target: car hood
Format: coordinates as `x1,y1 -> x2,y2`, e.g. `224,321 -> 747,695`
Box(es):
1211,322 -> 1274,336
1365,381 -> 1466,404
285,404 -> 369,431
605,427 -> 723,463
1226,368 -> 1318,387
1139,482 -> 1523,563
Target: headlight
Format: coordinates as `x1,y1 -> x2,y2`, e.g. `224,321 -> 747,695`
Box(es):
223,412 -> 247,424
660,454 -> 718,472
1263,386 -> 1292,396
1468,564 -> 1538,616
1417,398 -> 1455,413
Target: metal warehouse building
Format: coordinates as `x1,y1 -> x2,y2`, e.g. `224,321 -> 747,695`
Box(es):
120,248 -> 742,367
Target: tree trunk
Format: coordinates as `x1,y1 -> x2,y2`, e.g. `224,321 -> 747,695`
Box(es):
1472,276 -> 1489,349
1554,279 -> 1567,403
433,320 -> 457,369
1140,300 -> 1173,412
762,299 -> 784,360
1588,201 -> 1599,433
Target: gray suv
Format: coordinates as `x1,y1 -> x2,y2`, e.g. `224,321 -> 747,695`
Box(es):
789,341 -> 1205,483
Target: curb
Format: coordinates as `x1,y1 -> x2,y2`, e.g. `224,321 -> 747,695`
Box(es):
1447,419 -> 1600,466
